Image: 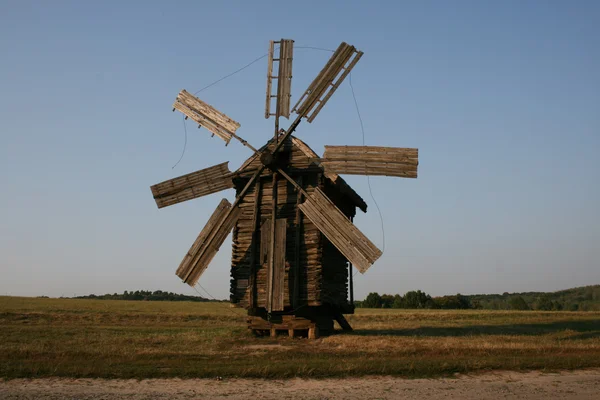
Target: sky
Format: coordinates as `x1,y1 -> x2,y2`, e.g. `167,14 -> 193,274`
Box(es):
1,1 -> 599,300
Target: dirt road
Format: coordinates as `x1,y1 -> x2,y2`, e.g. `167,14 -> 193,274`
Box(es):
1,370 -> 599,399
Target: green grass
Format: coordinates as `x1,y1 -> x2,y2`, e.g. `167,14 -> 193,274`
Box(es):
1,296 -> 600,379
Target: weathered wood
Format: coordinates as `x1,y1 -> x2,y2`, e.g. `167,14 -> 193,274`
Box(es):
247,179 -> 261,308
277,39 -> 294,119
321,146 -> 418,178
150,162 -> 233,208
271,218 -> 287,311
293,175 -> 303,309
264,40 -> 274,119
321,162 -> 417,178
176,199 -> 229,281
267,172 -> 278,312
292,42 -> 362,123
177,199 -> 241,286
173,90 -> 240,144
299,187 -> 382,273
260,219 -> 271,268
334,311 -> 353,331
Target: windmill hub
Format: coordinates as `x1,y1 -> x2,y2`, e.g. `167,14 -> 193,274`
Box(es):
150,39 -> 419,339
259,149 -> 276,168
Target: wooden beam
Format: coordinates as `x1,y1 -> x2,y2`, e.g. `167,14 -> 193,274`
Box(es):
247,179 -> 261,309
293,175 -> 303,309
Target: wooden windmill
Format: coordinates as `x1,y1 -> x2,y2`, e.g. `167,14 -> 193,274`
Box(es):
150,40 -> 418,338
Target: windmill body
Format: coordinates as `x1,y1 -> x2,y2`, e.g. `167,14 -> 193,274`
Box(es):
150,39 -> 418,337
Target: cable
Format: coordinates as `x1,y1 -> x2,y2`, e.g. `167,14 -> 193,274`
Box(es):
295,45 -> 335,53
193,53 -> 269,95
349,72 -> 386,278
171,115 -> 188,169
192,283 -> 246,317
171,52 -> 270,168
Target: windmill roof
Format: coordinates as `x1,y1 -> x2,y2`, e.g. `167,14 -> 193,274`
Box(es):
235,135 -> 367,213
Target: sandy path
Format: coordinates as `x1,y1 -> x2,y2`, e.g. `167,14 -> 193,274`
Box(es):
1,370 -> 599,399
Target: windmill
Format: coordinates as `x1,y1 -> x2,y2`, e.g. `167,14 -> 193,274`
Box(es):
150,40 -> 418,338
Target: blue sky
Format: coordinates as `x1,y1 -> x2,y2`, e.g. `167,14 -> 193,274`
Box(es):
1,1 -> 598,299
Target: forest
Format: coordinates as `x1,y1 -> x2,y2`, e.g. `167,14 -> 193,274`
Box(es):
356,285 -> 600,311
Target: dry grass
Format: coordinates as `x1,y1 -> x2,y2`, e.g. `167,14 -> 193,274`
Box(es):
1,296 -> 600,379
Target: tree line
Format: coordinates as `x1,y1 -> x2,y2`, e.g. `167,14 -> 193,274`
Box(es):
75,290 -> 219,302
356,285 -> 600,311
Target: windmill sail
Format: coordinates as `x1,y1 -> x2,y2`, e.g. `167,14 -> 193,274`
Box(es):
150,162 -> 234,208
176,198 -> 241,286
265,39 -> 294,119
173,90 -> 241,144
298,187 -> 382,274
321,146 -> 418,178
292,42 -> 363,123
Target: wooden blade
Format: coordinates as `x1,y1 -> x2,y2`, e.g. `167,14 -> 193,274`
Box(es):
292,42 -> 363,123
150,162 -> 234,208
298,187 -> 382,274
321,146 -> 418,178
173,90 -> 240,144
265,39 -> 294,119
176,198 -> 241,286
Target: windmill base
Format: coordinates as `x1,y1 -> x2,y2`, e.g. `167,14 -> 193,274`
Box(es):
248,316 -> 320,339
247,306 -> 353,339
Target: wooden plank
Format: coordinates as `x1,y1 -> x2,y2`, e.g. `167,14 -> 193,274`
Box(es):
299,187 -> 382,273
277,39 -> 294,119
265,40 -> 274,119
321,146 -> 418,178
334,311 -> 353,331
292,42 -> 361,123
247,179 -> 261,308
321,162 -> 418,178
260,219 -> 271,268
176,199 -> 241,286
293,175 -> 303,309
267,173 -> 278,312
173,90 -> 240,144
271,218 -> 287,311
176,199 -> 230,281
292,43 -> 351,118
323,146 -> 418,162
150,162 -> 234,208
307,50 -> 363,122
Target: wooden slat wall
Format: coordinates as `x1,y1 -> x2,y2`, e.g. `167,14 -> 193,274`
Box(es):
230,174 -> 324,309
150,162 -> 234,208
292,42 -> 363,123
176,198 -> 241,286
321,146 -> 418,178
299,187 -> 382,273
173,90 -> 240,144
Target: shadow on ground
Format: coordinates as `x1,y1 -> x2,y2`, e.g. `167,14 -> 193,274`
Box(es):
350,320 -> 600,338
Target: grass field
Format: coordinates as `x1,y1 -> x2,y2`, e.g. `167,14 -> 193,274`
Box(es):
1,296 -> 600,379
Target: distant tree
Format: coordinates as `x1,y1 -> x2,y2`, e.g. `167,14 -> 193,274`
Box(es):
509,296 -> 529,310
363,292 -> 382,308
380,294 -> 394,309
392,294 -> 404,309
403,290 -> 432,309
433,294 -> 472,309
536,295 -> 553,311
